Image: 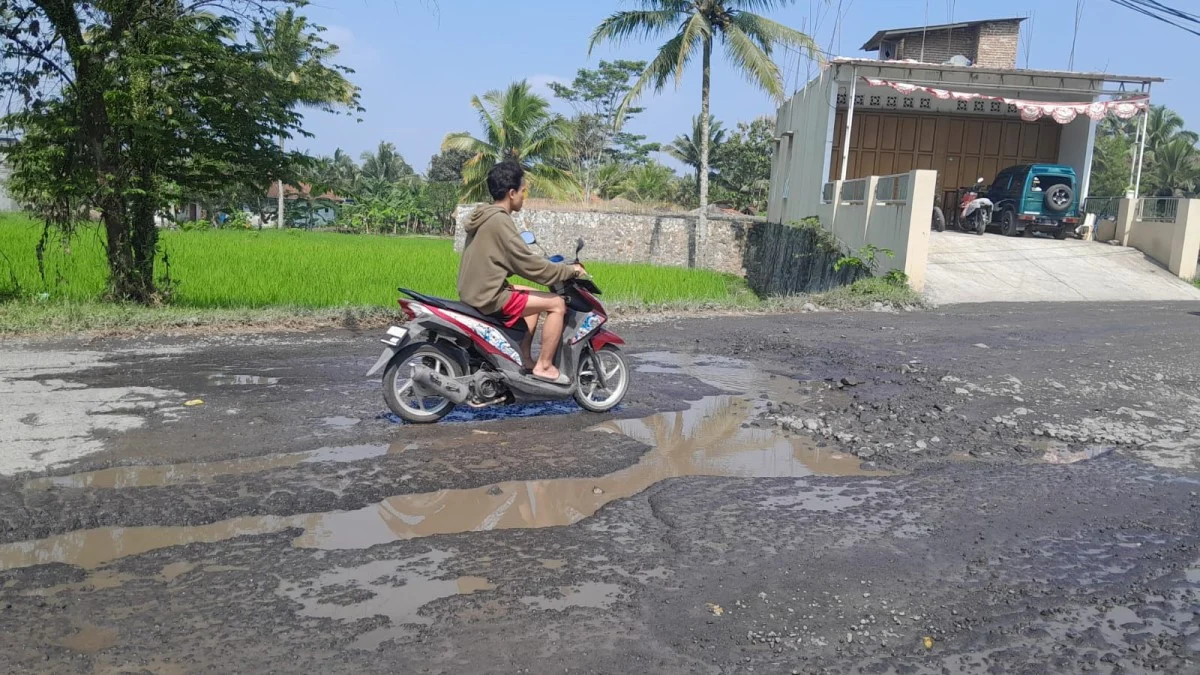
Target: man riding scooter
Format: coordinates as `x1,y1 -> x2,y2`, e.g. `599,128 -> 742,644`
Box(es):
456,160 -> 586,385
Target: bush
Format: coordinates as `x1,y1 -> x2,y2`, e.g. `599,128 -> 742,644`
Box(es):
179,219 -> 210,232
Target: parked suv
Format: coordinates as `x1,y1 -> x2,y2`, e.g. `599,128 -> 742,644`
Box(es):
987,164 -> 1081,239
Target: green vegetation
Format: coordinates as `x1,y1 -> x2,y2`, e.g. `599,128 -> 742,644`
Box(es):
0,215 -> 751,331
2,0 -> 355,302
1092,105 -> 1200,198
1192,277 -> 1200,290
590,0 -> 821,229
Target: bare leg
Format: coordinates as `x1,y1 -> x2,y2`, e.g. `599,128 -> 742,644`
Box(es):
511,286 -> 540,368
520,291 -> 567,380
519,314 -> 537,368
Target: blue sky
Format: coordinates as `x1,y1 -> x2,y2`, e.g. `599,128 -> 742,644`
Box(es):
296,0 -> 1192,174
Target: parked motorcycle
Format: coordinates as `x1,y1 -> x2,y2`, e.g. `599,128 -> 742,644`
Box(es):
958,178 -> 994,236
366,233 -> 630,424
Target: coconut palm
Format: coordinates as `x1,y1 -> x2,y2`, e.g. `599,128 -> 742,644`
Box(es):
441,81 -> 578,202
1147,137 -> 1200,197
255,9 -> 358,226
1145,106 -> 1198,155
619,162 -> 677,203
664,115 -> 727,196
360,142 -> 415,184
590,0 -> 820,251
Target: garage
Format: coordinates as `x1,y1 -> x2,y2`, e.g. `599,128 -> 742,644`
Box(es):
830,110 -> 1062,197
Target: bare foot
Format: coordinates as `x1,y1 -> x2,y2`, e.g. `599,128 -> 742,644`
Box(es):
532,364 -> 562,380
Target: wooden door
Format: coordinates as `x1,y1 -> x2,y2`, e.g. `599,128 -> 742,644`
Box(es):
830,111 -> 1062,197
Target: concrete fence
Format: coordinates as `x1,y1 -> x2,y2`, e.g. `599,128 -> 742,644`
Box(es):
1111,197 -> 1200,280
813,169 -> 938,292
453,205 -> 763,276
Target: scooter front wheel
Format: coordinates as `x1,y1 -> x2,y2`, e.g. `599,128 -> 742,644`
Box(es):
383,343 -> 463,424
574,346 -> 630,413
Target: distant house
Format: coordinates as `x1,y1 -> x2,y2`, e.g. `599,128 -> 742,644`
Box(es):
0,137 -> 17,212
267,182 -> 346,228
768,16 -> 1161,224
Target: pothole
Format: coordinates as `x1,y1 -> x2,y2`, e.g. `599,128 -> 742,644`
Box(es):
1,353 -> 888,571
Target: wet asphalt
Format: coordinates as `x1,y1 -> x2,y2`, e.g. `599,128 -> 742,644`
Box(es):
1,302 -> 1199,673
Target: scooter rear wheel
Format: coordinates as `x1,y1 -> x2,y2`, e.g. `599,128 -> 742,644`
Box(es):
383,343 -> 464,424
574,346 -> 630,413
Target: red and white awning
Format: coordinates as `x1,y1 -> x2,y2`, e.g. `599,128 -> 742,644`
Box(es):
861,77 -> 1150,124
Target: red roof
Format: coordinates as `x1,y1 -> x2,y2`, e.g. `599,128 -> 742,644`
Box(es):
266,182 -> 345,202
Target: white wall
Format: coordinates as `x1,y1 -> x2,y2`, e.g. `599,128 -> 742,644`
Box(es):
768,73 -> 835,224
0,156 -> 16,212
1058,117 -> 1097,200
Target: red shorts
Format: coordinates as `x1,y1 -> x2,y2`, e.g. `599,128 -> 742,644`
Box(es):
499,290 -> 529,328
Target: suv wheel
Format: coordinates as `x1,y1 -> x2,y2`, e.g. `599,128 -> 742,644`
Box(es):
1000,209 -> 1019,237
1044,184 -> 1074,213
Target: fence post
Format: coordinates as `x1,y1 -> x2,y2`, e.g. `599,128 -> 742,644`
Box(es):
862,176 -> 881,246
903,170 -> 936,294
1115,198 -> 1136,247
1171,199 -> 1200,280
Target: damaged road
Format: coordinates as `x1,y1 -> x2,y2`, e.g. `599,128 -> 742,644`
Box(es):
1,302 -> 1199,673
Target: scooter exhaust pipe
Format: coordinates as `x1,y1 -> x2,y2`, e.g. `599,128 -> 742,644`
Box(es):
410,364 -> 469,404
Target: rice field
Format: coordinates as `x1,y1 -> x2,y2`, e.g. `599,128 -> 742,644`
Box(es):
0,215 -> 750,309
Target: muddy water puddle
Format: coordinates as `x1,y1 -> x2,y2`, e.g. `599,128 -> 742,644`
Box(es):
24,443 -> 408,491
2,353 -> 884,571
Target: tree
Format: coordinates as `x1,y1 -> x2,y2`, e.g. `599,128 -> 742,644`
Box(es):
619,161 -> 677,203
2,1 -> 353,302
1147,137 -> 1200,197
550,60 -> 660,196
427,148 -> 474,183
664,115 -> 726,194
713,116 -> 773,212
360,142 -> 415,183
254,8 -> 359,226
590,0 -> 820,262
442,80 -> 577,202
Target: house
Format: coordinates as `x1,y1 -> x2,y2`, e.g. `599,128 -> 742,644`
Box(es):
768,17 -> 1161,224
0,137 -> 17,212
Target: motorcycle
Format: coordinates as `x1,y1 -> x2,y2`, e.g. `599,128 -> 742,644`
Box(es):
366,233 -> 630,424
958,177 -> 994,236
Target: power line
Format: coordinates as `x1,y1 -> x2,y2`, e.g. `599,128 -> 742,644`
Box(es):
1108,0 -> 1200,36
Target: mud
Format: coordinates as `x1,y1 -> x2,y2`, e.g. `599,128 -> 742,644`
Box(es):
2,302 -> 1200,673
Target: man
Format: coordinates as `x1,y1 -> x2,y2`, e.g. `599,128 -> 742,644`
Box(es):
457,160 -> 584,385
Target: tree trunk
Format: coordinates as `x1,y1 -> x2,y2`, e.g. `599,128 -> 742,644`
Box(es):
697,38 -> 712,269
277,135 -> 285,229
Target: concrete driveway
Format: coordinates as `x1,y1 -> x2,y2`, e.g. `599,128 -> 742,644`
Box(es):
923,231 -> 1200,305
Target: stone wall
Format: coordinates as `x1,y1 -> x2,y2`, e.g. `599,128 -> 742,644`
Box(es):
453,205 -> 762,276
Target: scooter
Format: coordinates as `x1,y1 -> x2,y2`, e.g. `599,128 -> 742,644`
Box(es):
958,177 -> 994,236
366,233 -> 630,424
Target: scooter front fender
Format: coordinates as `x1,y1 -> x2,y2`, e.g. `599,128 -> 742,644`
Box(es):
590,329 -> 625,350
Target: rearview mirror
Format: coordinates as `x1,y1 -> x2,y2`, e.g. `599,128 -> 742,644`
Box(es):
575,238 -> 585,254
520,231 -> 537,246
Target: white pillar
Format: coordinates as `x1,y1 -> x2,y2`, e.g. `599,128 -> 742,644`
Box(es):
839,67 -> 859,183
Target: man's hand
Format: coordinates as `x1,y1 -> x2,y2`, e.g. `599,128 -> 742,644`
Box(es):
572,263 -> 587,278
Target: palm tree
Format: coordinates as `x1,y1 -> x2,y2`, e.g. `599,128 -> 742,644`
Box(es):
664,115 -> 727,197
255,9 -> 358,226
1148,137 -> 1200,197
442,81 -> 578,202
1145,106 -> 1198,155
360,142 -> 415,184
590,0 -> 820,259
620,162 -> 677,203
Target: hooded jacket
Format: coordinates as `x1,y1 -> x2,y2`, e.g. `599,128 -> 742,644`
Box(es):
456,205 -> 578,315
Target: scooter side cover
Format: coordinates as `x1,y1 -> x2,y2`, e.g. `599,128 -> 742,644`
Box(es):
427,306 -> 523,366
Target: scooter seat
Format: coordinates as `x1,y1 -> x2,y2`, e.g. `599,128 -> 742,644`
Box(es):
399,289 -> 529,339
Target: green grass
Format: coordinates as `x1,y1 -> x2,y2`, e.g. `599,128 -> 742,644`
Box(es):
0,214 -> 749,307
1193,277 -> 1200,290
0,213 -> 922,335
